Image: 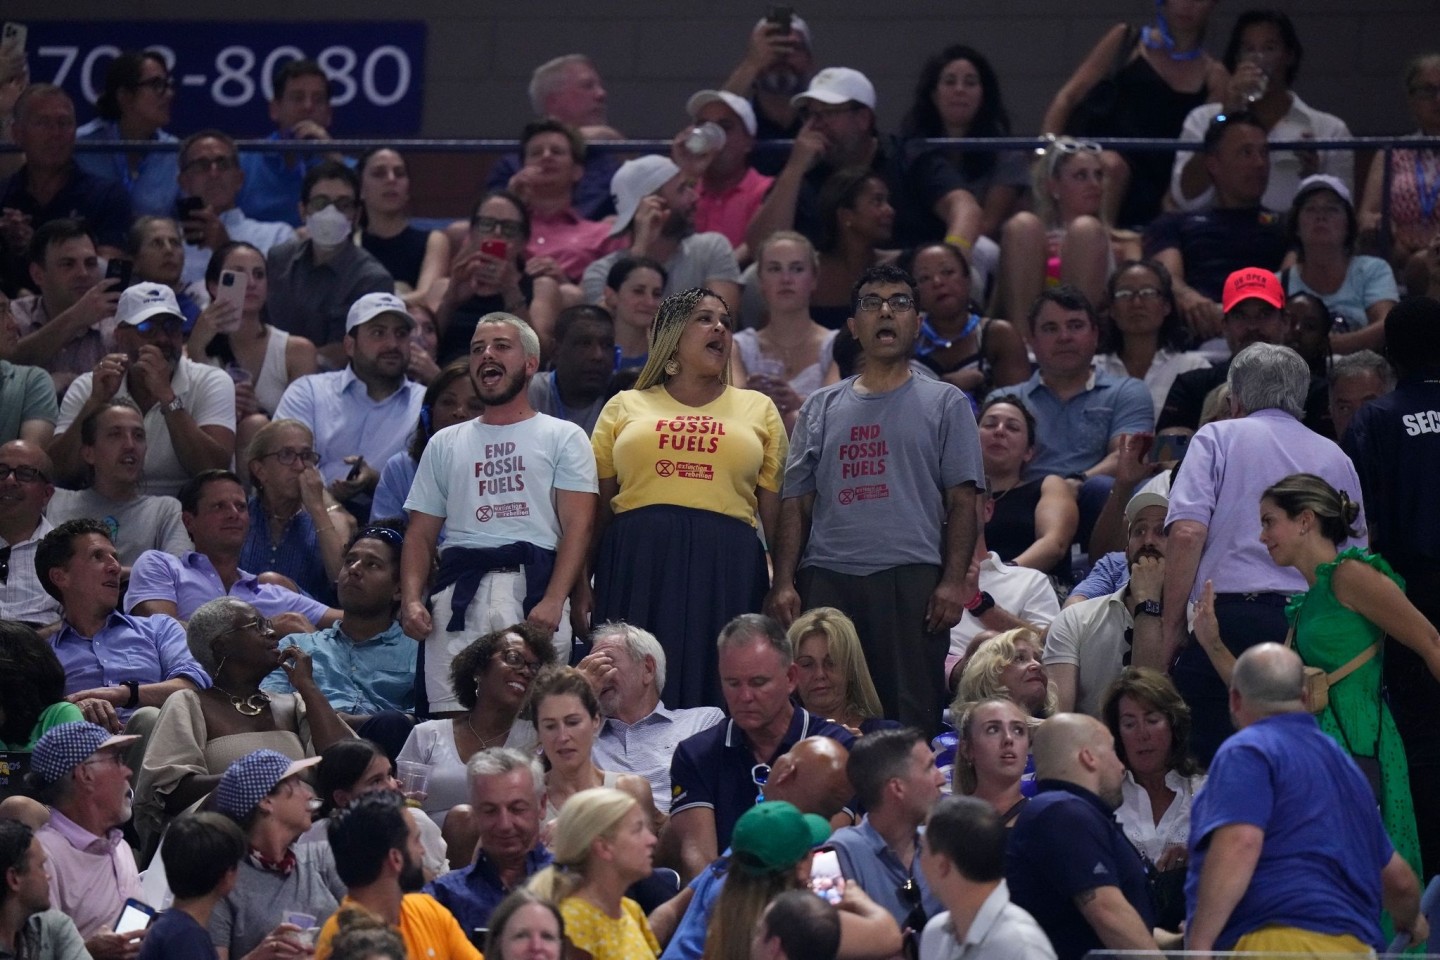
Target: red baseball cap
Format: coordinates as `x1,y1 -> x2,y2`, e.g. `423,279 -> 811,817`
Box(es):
1222,268 -> 1285,314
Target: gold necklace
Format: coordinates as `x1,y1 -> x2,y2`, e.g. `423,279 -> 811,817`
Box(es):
212,683 -> 271,717
466,714 -> 508,749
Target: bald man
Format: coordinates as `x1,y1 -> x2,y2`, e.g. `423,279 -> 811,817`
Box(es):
658,737 -> 851,960
1186,644 -> 1425,954
1005,714 -> 1159,960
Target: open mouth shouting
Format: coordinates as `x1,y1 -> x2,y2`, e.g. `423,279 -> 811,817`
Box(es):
476,361 -> 506,388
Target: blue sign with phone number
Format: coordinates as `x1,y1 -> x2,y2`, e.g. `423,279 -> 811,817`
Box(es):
23,20 -> 426,136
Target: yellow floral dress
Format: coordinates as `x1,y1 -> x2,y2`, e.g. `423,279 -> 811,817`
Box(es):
559,896 -> 660,960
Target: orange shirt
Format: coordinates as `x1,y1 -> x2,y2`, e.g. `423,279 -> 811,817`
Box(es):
314,894 -> 483,960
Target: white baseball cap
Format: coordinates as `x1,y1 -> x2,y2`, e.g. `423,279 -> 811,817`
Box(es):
115,282 -> 185,328
791,67 -> 876,110
345,292 -> 414,336
609,155 -> 681,237
686,90 -> 757,137
1293,173 -> 1353,207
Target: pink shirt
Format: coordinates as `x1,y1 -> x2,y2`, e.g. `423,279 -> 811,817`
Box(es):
11,294 -> 116,379
526,207 -> 622,282
36,808 -> 141,939
695,167 -> 774,249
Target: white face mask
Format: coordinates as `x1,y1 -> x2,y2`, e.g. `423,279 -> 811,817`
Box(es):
306,204 -> 352,248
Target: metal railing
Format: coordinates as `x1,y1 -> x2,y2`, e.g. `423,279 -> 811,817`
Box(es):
12,134 -> 1438,257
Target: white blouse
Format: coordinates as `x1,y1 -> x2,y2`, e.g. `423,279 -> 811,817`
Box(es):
1115,769 -> 1207,864
395,717 -> 538,829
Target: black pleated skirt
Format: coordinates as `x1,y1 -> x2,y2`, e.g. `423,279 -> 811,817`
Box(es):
593,504 -> 769,709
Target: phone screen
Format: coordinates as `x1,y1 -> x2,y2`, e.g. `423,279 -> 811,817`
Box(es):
480,239 -> 507,260
115,900 -> 155,935
766,5 -> 793,31
808,849 -> 844,905
1150,433 -> 1191,463
105,258 -> 133,290
0,23 -> 26,55
215,269 -> 247,327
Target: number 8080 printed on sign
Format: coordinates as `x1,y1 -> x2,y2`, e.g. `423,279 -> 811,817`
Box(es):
27,20 -> 426,136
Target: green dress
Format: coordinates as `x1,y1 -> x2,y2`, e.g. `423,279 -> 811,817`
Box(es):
1286,547 -> 1423,880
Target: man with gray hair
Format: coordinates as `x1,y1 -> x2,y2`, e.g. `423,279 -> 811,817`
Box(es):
668,613 -> 854,881
1186,644 -> 1425,953
486,54 -> 620,220
423,747 -> 550,935
576,622 -> 724,812
400,313 -> 597,712
1161,340 -> 1366,762
1327,349 -> 1393,442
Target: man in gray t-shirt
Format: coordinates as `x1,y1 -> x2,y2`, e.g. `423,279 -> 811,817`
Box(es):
43,399 -> 191,569
766,265 -> 984,732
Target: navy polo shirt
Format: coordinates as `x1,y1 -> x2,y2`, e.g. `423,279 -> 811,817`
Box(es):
670,707 -> 855,851
423,844 -> 552,936
1006,779 -> 1154,960
1,163 -> 131,292
0,163 -> 133,249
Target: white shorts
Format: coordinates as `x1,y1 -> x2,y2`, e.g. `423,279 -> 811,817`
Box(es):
423,569 -> 571,712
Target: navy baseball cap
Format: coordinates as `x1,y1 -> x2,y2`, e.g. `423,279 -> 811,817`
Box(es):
30,722 -> 139,786
214,749 -> 321,819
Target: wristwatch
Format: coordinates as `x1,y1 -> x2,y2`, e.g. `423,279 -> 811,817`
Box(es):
1065,471 -> 1087,483
966,591 -> 996,617
1135,600 -> 1163,618
161,395 -> 185,415
121,680 -> 141,710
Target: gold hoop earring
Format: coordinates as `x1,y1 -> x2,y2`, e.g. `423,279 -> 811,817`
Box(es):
664,358 -> 680,377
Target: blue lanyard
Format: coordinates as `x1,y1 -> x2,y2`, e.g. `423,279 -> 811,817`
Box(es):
917,312 -> 980,357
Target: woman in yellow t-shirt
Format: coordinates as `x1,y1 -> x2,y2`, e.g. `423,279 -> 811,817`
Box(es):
585,288 -> 787,708
527,787 -> 661,960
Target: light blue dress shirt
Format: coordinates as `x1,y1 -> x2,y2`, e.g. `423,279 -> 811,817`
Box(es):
261,621 -> 416,714
273,368 -> 426,487
74,119 -> 180,218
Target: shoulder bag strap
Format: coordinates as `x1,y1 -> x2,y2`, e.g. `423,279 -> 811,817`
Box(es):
1326,643 -> 1379,686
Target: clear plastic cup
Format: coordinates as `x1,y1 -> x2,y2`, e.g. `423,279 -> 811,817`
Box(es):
685,122 -> 726,155
396,760 -> 431,800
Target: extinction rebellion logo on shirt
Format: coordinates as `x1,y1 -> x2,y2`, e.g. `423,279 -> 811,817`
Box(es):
655,460 -> 715,481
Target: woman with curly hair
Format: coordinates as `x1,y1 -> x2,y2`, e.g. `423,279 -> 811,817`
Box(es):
0,621 -> 83,750
932,630 -> 1054,801
956,628 -> 1058,719
585,288 -> 786,707
395,623 -> 555,830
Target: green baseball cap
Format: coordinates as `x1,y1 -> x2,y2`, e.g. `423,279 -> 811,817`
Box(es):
731,801 -> 833,874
